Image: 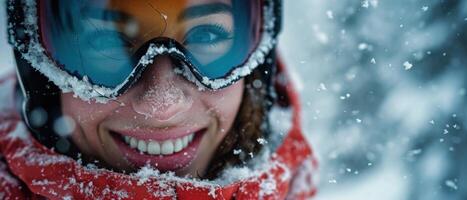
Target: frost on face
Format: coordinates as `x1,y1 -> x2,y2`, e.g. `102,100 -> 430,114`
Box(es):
132,79 -> 193,120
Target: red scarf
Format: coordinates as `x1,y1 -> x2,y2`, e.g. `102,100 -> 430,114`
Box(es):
0,62 -> 317,199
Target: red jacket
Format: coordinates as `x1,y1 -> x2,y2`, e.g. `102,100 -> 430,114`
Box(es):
0,62 -> 317,199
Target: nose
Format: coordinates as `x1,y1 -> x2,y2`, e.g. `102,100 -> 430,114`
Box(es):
131,56 -> 193,121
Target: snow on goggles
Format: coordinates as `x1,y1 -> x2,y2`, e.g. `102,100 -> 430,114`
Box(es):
8,0 -> 280,102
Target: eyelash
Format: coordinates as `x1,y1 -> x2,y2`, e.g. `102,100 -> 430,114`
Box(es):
183,23 -> 233,45
87,23 -> 233,50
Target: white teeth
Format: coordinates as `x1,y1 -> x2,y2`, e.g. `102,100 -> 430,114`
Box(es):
161,140 -> 174,155
123,133 -> 195,155
147,141 -> 161,155
174,138 -> 183,152
130,137 -> 138,148
137,140 -> 147,152
189,134 -> 194,142
124,136 -> 130,143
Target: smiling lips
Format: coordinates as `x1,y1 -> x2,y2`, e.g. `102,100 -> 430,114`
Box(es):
111,128 -> 204,171
123,133 -> 195,155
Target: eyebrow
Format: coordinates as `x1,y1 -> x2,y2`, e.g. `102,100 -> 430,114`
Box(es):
178,3 -> 233,21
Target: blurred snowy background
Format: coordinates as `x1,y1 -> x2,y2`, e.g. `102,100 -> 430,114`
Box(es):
1,0 -> 466,199
279,0 -> 467,199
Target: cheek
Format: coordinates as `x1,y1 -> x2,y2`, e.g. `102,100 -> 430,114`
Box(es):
60,93 -> 114,154
205,80 -> 244,134
62,94 -> 100,123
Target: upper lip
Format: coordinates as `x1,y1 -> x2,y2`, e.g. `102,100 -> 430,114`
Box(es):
109,126 -> 204,142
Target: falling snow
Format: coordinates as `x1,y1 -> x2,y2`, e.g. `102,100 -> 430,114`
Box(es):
403,61 -> 413,70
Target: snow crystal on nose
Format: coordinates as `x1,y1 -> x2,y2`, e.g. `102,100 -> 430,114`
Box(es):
133,80 -> 193,120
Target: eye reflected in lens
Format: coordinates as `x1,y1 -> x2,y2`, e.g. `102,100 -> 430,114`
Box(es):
38,0 -> 262,87
184,24 -> 234,65
178,1 -> 262,79
38,0 -> 166,88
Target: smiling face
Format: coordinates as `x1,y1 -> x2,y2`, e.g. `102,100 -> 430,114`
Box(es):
59,0 -> 245,177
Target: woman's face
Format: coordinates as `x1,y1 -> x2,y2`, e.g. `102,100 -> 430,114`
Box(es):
60,0 -> 244,177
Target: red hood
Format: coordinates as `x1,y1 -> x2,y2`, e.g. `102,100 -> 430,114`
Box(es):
0,61 -> 317,199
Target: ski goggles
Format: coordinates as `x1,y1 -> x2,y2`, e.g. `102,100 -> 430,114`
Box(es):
8,0 -> 281,102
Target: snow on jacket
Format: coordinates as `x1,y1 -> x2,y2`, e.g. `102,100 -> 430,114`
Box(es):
0,61 -> 317,200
